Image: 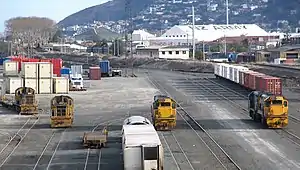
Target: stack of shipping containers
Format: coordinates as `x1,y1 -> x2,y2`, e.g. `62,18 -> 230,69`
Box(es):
2,57 -> 68,94
21,62 -> 39,92
38,62 -> 53,94
3,61 -> 22,94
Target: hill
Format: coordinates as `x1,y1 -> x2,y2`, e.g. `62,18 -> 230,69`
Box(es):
74,27 -> 120,41
59,0 -> 154,27
59,0 -> 300,31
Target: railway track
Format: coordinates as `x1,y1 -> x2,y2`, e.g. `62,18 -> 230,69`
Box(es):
32,129 -> 66,170
161,130 -> 195,170
187,76 -> 300,147
0,116 -> 40,168
147,73 -> 242,170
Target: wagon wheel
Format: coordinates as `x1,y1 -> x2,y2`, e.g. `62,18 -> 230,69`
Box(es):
15,106 -> 21,114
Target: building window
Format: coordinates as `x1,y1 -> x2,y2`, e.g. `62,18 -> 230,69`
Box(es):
183,51 -> 186,54
180,35 -> 182,37
173,35 -> 175,37
176,35 -> 179,37
184,35 -> 186,37
162,51 -> 165,55
176,51 -> 179,54
169,51 -> 172,54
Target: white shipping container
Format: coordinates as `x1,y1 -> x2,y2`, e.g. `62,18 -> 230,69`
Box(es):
23,78 -> 38,92
222,64 -> 230,79
234,66 -> 249,84
229,66 -> 234,82
38,78 -> 52,94
71,65 -> 83,75
3,61 -> 19,76
21,62 -> 38,78
4,77 -> 23,94
53,77 -> 69,94
39,62 -> 53,78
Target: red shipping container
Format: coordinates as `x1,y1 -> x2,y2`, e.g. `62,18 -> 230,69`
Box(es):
247,72 -> 265,90
89,67 -> 101,80
51,58 -> 63,77
255,74 -> 269,91
258,76 -> 282,95
240,70 -> 255,86
244,71 -> 258,89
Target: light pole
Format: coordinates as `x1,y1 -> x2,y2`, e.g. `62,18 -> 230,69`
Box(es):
226,0 -> 229,25
192,6 -> 195,60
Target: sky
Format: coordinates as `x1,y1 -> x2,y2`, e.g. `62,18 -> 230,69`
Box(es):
0,0 -> 109,32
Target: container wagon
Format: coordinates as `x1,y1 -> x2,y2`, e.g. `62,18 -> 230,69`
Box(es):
0,87 -> 38,115
248,91 -> 288,128
122,124 -> 164,170
50,95 -> 74,128
213,63 -> 282,95
151,95 -> 177,130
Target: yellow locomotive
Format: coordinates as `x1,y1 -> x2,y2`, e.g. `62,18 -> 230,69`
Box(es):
151,95 -> 177,130
248,91 -> 288,128
14,87 -> 38,115
50,95 -> 74,128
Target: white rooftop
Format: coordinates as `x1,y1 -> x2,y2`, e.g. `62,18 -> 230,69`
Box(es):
122,125 -> 156,136
162,24 -> 269,42
123,116 -> 152,125
124,133 -> 161,147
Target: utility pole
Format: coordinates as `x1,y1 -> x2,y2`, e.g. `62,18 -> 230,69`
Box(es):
125,0 -> 134,76
224,0 -> 229,57
202,41 -> 205,61
192,6 -> 195,60
226,0 -> 229,25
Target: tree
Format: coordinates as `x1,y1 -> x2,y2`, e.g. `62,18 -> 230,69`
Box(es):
4,17 -> 57,55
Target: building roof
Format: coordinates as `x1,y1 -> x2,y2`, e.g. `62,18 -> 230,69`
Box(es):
122,125 -> 156,135
123,116 -> 151,125
162,24 -> 268,42
267,45 -> 300,52
124,133 -> 161,147
132,29 -> 155,38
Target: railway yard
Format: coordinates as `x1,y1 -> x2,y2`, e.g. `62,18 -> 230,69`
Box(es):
0,62 -> 300,170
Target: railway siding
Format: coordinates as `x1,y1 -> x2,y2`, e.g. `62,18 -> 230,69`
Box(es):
145,69 -> 300,170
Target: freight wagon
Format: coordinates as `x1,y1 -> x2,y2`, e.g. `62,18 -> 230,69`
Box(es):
214,63 -> 282,95
122,123 -> 164,170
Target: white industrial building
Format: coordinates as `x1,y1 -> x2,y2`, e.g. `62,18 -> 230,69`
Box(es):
135,46 -> 189,60
159,46 -> 189,60
149,24 -> 269,46
132,29 -> 155,47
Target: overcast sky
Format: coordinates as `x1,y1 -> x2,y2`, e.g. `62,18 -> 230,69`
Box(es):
0,0 -> 109,32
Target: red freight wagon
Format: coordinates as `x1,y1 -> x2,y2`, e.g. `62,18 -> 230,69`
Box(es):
257,76 -> 282,95
247,72 -> 265,90
89,67 -> 101,80
243,71 -> 260,89
255,74 -> 269,91
239,70 -> 255,86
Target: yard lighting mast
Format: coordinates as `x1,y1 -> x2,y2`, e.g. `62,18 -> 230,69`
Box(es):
192,6 -> 195,60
